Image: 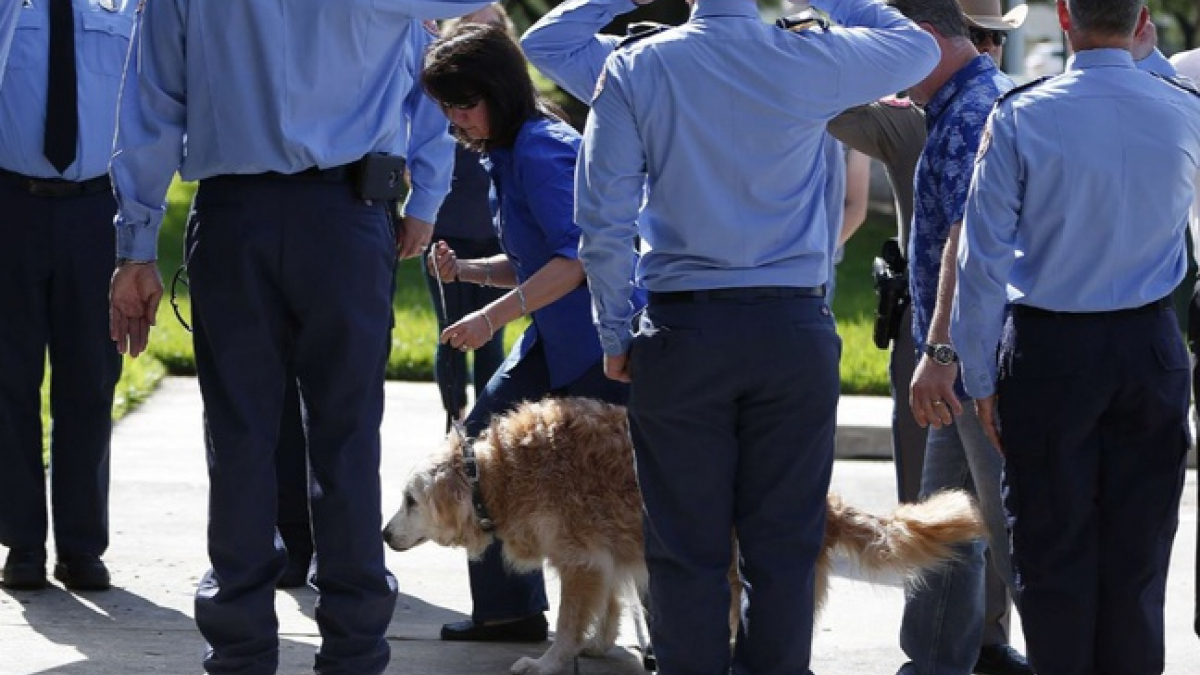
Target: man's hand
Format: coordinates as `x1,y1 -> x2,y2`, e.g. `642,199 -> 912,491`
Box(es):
396,215 -> 434,260
910,353 -> 963,429
110,263 -> 164,358
975,395 -> 1003,455
604,353 -> 631,383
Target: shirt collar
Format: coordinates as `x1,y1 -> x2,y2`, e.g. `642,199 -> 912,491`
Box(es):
1067,48 -> 1136,72
924,54 -> 1000,127
692,0 -> 760,21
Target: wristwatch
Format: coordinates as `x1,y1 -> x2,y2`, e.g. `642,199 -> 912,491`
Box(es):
116,257 -> 156,267
924,343 -> 959,366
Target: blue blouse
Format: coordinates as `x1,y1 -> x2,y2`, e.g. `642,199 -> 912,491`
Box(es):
484,116 -> 644,388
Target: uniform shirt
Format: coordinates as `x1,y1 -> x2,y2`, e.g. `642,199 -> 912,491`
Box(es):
526,0 -> 846,345
1170,48 -> 1200,261
952,48 -> 1200,399
0,0 -> 21,83
0,0 -> 136,181
485,116 -> 644,387
575,0 -> 938,356
908,54 -> 1011,394
111,0 -> 488,262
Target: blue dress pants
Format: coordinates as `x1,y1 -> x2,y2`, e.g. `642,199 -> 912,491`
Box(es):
187,176 -> 398,675
998,303 -> 1189,675
1188,281 -> 1200,640
0,179 -> 121,559
459,339 -> 629,622
629,295 -> 839,675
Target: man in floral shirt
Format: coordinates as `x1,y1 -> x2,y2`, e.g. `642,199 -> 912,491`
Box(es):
884,0 -> 1023,674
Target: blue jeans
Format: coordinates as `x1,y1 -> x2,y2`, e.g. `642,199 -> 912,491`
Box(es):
898,406 -> 1015,675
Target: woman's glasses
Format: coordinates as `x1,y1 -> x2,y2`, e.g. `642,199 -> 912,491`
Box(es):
969,28 -> 1007,48
440,98 -> 482,111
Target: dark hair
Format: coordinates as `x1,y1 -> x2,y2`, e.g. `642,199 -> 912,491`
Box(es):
423,23 -> 558,151
887,0 -> 969,40
1065,0 -> 1142,38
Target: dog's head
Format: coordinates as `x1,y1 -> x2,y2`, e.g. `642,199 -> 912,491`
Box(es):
382,433 -> 494,556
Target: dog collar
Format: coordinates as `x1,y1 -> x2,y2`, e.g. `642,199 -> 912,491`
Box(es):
455,421 -> 495,533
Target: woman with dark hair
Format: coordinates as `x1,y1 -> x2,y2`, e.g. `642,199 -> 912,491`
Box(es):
423,23 -> 645,643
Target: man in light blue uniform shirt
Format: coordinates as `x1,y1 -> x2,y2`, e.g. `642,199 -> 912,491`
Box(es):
0,0 -> 136,593
108,1 -> 486,674
574,1 -> 938,673
951,1 -> 1200,673
522,0 -> 847,293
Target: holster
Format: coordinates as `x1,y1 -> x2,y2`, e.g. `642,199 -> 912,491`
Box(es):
872,237 -> 910,350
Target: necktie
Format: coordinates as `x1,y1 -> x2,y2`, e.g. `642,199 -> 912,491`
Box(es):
44,0 -> 78,175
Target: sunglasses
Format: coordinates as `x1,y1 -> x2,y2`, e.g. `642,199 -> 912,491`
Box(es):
440,98 -> 482,111
969,28 -> 1007,47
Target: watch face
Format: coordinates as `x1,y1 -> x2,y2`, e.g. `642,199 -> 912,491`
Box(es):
928,344 -> 957,365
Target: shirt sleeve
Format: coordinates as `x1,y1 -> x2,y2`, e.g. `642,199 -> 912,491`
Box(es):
401,24 -> 454,223
952,107 -> 1021,399
576,56 -> 644,356
1136,48 -> 1175,77
110,0 -> 188,261
806,0 -> 940,113
519,130 -> 583,261
519,0 -> 631,104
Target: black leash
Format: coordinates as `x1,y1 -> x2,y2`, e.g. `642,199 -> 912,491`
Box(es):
428,247 -> 495,533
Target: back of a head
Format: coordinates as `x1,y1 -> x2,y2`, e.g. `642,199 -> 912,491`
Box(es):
423,23 -> 538,150
1065,0 -> 1142,38
887,0 -> 970,39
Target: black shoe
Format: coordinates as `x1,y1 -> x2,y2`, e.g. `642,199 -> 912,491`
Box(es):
974,644 -> 1034,675
2,548 -> 47,590
53,555 -> 111,591
440,614 -> 549,643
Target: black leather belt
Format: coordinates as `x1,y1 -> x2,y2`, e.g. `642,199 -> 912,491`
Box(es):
1012,296 -> 1171,318
0,168 -> 110,198
649,285 -> 826,304
215,163 -> 358,184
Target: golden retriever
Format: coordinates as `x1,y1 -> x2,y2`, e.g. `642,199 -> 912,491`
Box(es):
383,397 -> 983,675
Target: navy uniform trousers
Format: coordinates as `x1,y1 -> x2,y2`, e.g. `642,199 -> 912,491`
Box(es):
998,301 -> 1190,675
0,177 -> 121,559
628,292 -> 840,675
187,175 -> 398,675
1188,281 -> 1200,641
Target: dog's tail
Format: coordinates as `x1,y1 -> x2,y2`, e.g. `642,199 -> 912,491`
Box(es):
826,489 -> 985,580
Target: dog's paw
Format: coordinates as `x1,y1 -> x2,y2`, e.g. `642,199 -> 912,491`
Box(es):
511,656 -> 566,675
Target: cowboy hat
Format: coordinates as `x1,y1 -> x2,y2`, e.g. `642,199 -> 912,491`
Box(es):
957,0 -> 1028,31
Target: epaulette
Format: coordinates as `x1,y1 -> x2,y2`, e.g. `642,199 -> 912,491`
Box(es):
618,21 -> 671,49
993,75 -> 1051,106
1152,72 -> 1200,98
775,10 -> 829,33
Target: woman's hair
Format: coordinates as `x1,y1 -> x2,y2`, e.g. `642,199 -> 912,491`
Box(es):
423,22 -> 560,151
442,2 -> 516,38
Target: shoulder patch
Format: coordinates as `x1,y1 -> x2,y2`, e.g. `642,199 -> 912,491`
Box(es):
994,75 -> 1051,106
775,10 -> 829,34
975,116 -> 993,164
1152,72 -> 1200,98
618,21 -> 670,49
592,67 -> 608,101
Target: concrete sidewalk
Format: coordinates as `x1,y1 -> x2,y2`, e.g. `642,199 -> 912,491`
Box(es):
0,377 -> 1196,674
